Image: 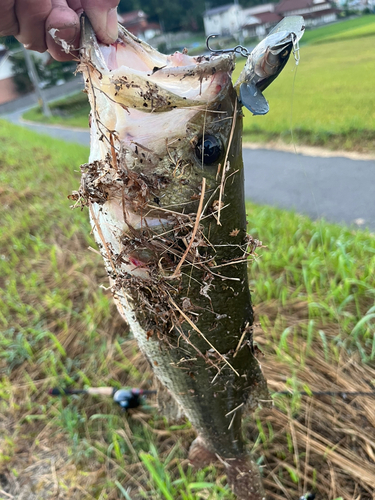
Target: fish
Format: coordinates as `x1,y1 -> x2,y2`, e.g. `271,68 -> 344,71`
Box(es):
76,15 -> 304,499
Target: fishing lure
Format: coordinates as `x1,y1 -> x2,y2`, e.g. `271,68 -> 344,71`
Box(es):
236,16 -> 305,115
207,16 -> 305,115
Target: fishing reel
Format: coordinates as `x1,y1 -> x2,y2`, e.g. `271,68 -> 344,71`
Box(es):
49,386 -> 156,411
112,388 -> 156,411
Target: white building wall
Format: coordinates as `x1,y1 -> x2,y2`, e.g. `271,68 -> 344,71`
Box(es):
203,5 -> 242,36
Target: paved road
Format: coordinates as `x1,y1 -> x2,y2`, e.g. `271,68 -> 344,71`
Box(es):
3,110 -> 375,231
243,148 -> 375,231
5,109 -> 90,145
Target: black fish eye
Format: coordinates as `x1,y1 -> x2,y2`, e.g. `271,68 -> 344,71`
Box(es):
195,135 -> 221,165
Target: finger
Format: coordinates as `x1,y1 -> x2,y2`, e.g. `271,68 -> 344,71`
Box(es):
15,0 -> 52,52
81,0 -> 119,44
0,0 -> 19,37
45,0 -> 81,61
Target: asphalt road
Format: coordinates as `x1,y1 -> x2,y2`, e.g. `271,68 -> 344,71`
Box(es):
5,109 -> 91,145
4,110 -> 375,231
243,148 -> 375,231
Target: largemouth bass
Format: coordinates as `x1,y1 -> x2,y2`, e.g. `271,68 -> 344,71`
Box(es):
76,15 -> 304,499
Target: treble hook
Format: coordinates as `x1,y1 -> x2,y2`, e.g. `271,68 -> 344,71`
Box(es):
206,34 -> 250,58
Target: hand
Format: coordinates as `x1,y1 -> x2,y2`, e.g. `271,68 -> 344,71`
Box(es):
0,0 -> 119,61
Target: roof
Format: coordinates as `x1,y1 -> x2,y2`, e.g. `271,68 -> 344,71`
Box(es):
242,20 -> 260,28
145,22 -> 161,30
275,0 -> 336,15
255,11 -> 282,23
242,11 -> 282,28
118,10 -> 160,37
204,4 -> 238,17
302,6 -> 339,17
242,3 -> 275,16
275,0 -> 314,13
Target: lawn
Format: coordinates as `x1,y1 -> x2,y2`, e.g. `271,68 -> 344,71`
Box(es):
1,121 -> 375,499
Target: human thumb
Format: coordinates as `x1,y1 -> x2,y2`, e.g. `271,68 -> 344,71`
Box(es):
81,0 -> 119,44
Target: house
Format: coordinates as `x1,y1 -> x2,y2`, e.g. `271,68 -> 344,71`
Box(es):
0,45 -> 21,104
203,0 -> 341,40
275,0 -> 339,26
118,10 -> 161,41
241,4 -> 282,37
203,4 -> 242,36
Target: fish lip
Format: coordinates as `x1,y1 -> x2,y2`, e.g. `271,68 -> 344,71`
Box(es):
80,13 -> 108,73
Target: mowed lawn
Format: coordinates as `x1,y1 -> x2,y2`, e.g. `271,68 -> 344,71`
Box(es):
234,18 -> 375,149
1,121 -> 375,499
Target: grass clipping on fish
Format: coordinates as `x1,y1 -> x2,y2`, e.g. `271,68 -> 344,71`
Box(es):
72,148 -> 246,375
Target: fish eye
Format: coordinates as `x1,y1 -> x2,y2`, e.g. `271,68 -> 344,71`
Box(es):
195,135 -> 222,165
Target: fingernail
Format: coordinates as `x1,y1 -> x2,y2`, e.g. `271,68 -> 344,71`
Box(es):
106,8 -> 118,43
56,26 -> 78,43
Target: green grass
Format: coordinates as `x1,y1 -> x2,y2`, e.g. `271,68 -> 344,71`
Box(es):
312,20 -> 375,43
246,205 -> 375,359
23,91 -> 90,128
1,122 -> 374,498
234,27 -> 375,151
301,14 -> 375,45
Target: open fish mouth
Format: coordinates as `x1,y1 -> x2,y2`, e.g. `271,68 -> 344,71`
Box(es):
79,15 -> 235,157
80,17 -> 234,108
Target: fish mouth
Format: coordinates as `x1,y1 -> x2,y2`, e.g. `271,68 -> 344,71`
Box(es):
79,14 -> 237,168
79,14 -> 234,112
79,15 -> 240,279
